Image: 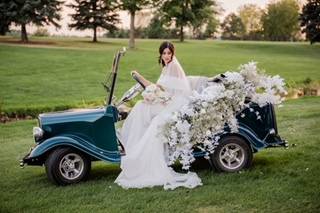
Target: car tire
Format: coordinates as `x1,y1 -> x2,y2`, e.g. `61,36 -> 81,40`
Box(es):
210,136 -> 252,173
45,147 -> 91,185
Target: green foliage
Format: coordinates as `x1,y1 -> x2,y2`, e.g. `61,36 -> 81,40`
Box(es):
68,0 -> 119,42
300,0 -> 320,44
0,0 -> 62,42
120,0 -> 155,48
238,4 -> 264,40
144,15 -> 168,39
203,17 -> 219,39
120,0 -> 152,13
262,0 -> 300,41
221,13 -> 246,40
190,0 -> 218,39
33,28 -> 50,37
105,28 -> 130,38
0,2 -> 10,35
303,77 -> 312,85
142,15 -> 179,39
161,0 -> 217,42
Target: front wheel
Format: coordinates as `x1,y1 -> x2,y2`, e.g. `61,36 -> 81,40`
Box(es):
45,147 -> 91,185
210,136 -> 252,172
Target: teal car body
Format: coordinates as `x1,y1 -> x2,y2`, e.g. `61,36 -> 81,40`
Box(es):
23,106 -> 121,165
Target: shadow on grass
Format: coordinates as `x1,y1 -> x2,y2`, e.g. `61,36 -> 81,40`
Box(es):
24,152 -> 288,185
0,39 -> 56,46
76,40 -> 122,46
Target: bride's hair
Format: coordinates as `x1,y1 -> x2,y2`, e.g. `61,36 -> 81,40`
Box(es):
158,41 -> 175,67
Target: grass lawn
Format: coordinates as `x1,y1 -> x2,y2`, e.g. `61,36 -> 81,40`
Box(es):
0,96 -> 319,213
0,37 -> 319,115
0,37 -> 319,212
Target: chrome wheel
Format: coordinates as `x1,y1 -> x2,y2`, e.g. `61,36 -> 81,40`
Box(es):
219,143 -> 245,170
59,153 -> 84,180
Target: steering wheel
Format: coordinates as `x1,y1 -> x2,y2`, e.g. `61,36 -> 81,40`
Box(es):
131,72 -> 146,89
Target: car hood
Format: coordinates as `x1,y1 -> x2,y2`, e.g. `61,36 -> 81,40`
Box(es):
39,108 -> 106,126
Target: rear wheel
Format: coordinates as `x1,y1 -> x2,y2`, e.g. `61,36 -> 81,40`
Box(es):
211,136 -> 252,172
45,147 -> 91,185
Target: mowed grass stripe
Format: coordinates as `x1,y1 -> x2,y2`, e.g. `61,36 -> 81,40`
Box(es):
0,38 -> 319,115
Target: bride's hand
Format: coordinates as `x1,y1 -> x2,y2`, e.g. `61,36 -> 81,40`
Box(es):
131,70 -> 144,83
156,84 -> 165,91
131,70 -> 152,88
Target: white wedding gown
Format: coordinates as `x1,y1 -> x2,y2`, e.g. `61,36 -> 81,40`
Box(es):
115,57 -> 202,190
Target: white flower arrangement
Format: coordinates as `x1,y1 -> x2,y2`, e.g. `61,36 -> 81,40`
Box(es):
142,84 -> 171,105
162,61 -> 287,170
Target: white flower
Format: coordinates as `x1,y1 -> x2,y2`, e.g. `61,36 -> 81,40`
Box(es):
161,61 -> 286,170
201,102 -> 208,107
176,120 -> 191,133
200,109 -> 206,114
142,84 -> 171,105
225,72 -> 244,83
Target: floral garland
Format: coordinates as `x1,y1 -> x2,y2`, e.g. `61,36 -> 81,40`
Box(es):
162,61 -> 287,170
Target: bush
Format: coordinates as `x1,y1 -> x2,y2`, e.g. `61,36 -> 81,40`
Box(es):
33,28 -> 50,37
105,29 -> 129,38
6,29 -> 21,37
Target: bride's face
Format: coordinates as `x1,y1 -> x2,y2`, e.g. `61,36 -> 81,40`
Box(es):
162,48 -> 173,65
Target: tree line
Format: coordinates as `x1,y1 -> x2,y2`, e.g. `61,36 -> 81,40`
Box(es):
0,0 -> 319,47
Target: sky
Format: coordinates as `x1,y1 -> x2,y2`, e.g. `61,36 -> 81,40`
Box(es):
18,0 -> 290,37
218,0 -> 270,16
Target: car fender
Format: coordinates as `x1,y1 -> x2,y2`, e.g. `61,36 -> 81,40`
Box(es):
29,135 -> 121,163
228,125 -> 267,152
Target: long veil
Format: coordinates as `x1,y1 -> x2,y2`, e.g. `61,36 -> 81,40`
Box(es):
157,56 -> 192,96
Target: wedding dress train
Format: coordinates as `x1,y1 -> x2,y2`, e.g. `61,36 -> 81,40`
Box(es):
115,57 -> 202,190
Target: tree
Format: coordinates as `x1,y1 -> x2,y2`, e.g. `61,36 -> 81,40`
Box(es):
300,0 -> 320,44
120,0 -> 153,48
190,0 -> 218,39
203,17 -> 219,39
161,0 -> 217,42
0,0 -> 62,42
0,20 -> 10,36
0,2 -> 11,35
68,0 -> 119,42
238,4 -> 263,40
262,0 -> 300,41
161,0 -> 194,42
221,13 -> 245,40
144,15 -> 168,38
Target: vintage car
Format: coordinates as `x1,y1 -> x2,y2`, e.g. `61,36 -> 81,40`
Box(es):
20,48 -> 287,185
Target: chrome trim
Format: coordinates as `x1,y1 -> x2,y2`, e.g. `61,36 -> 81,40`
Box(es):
33,127 -> 44,141
262,128 -> 276,142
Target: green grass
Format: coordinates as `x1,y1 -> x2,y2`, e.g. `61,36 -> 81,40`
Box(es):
0,96 -> 319,212
1,37 -> 319,115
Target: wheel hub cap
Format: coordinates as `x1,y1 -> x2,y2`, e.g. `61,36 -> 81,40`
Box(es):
59,153 -> 84,180
219,143 -> 245,170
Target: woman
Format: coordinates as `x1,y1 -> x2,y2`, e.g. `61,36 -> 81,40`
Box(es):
115,41 -> 202,190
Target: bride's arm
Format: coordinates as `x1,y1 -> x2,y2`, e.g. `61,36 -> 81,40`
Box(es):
131,71 -> 152,87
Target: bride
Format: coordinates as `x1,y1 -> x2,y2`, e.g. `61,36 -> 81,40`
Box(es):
115,41 -> 202,190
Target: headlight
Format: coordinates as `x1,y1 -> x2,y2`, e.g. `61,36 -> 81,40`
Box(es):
33,127 -> 44,141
